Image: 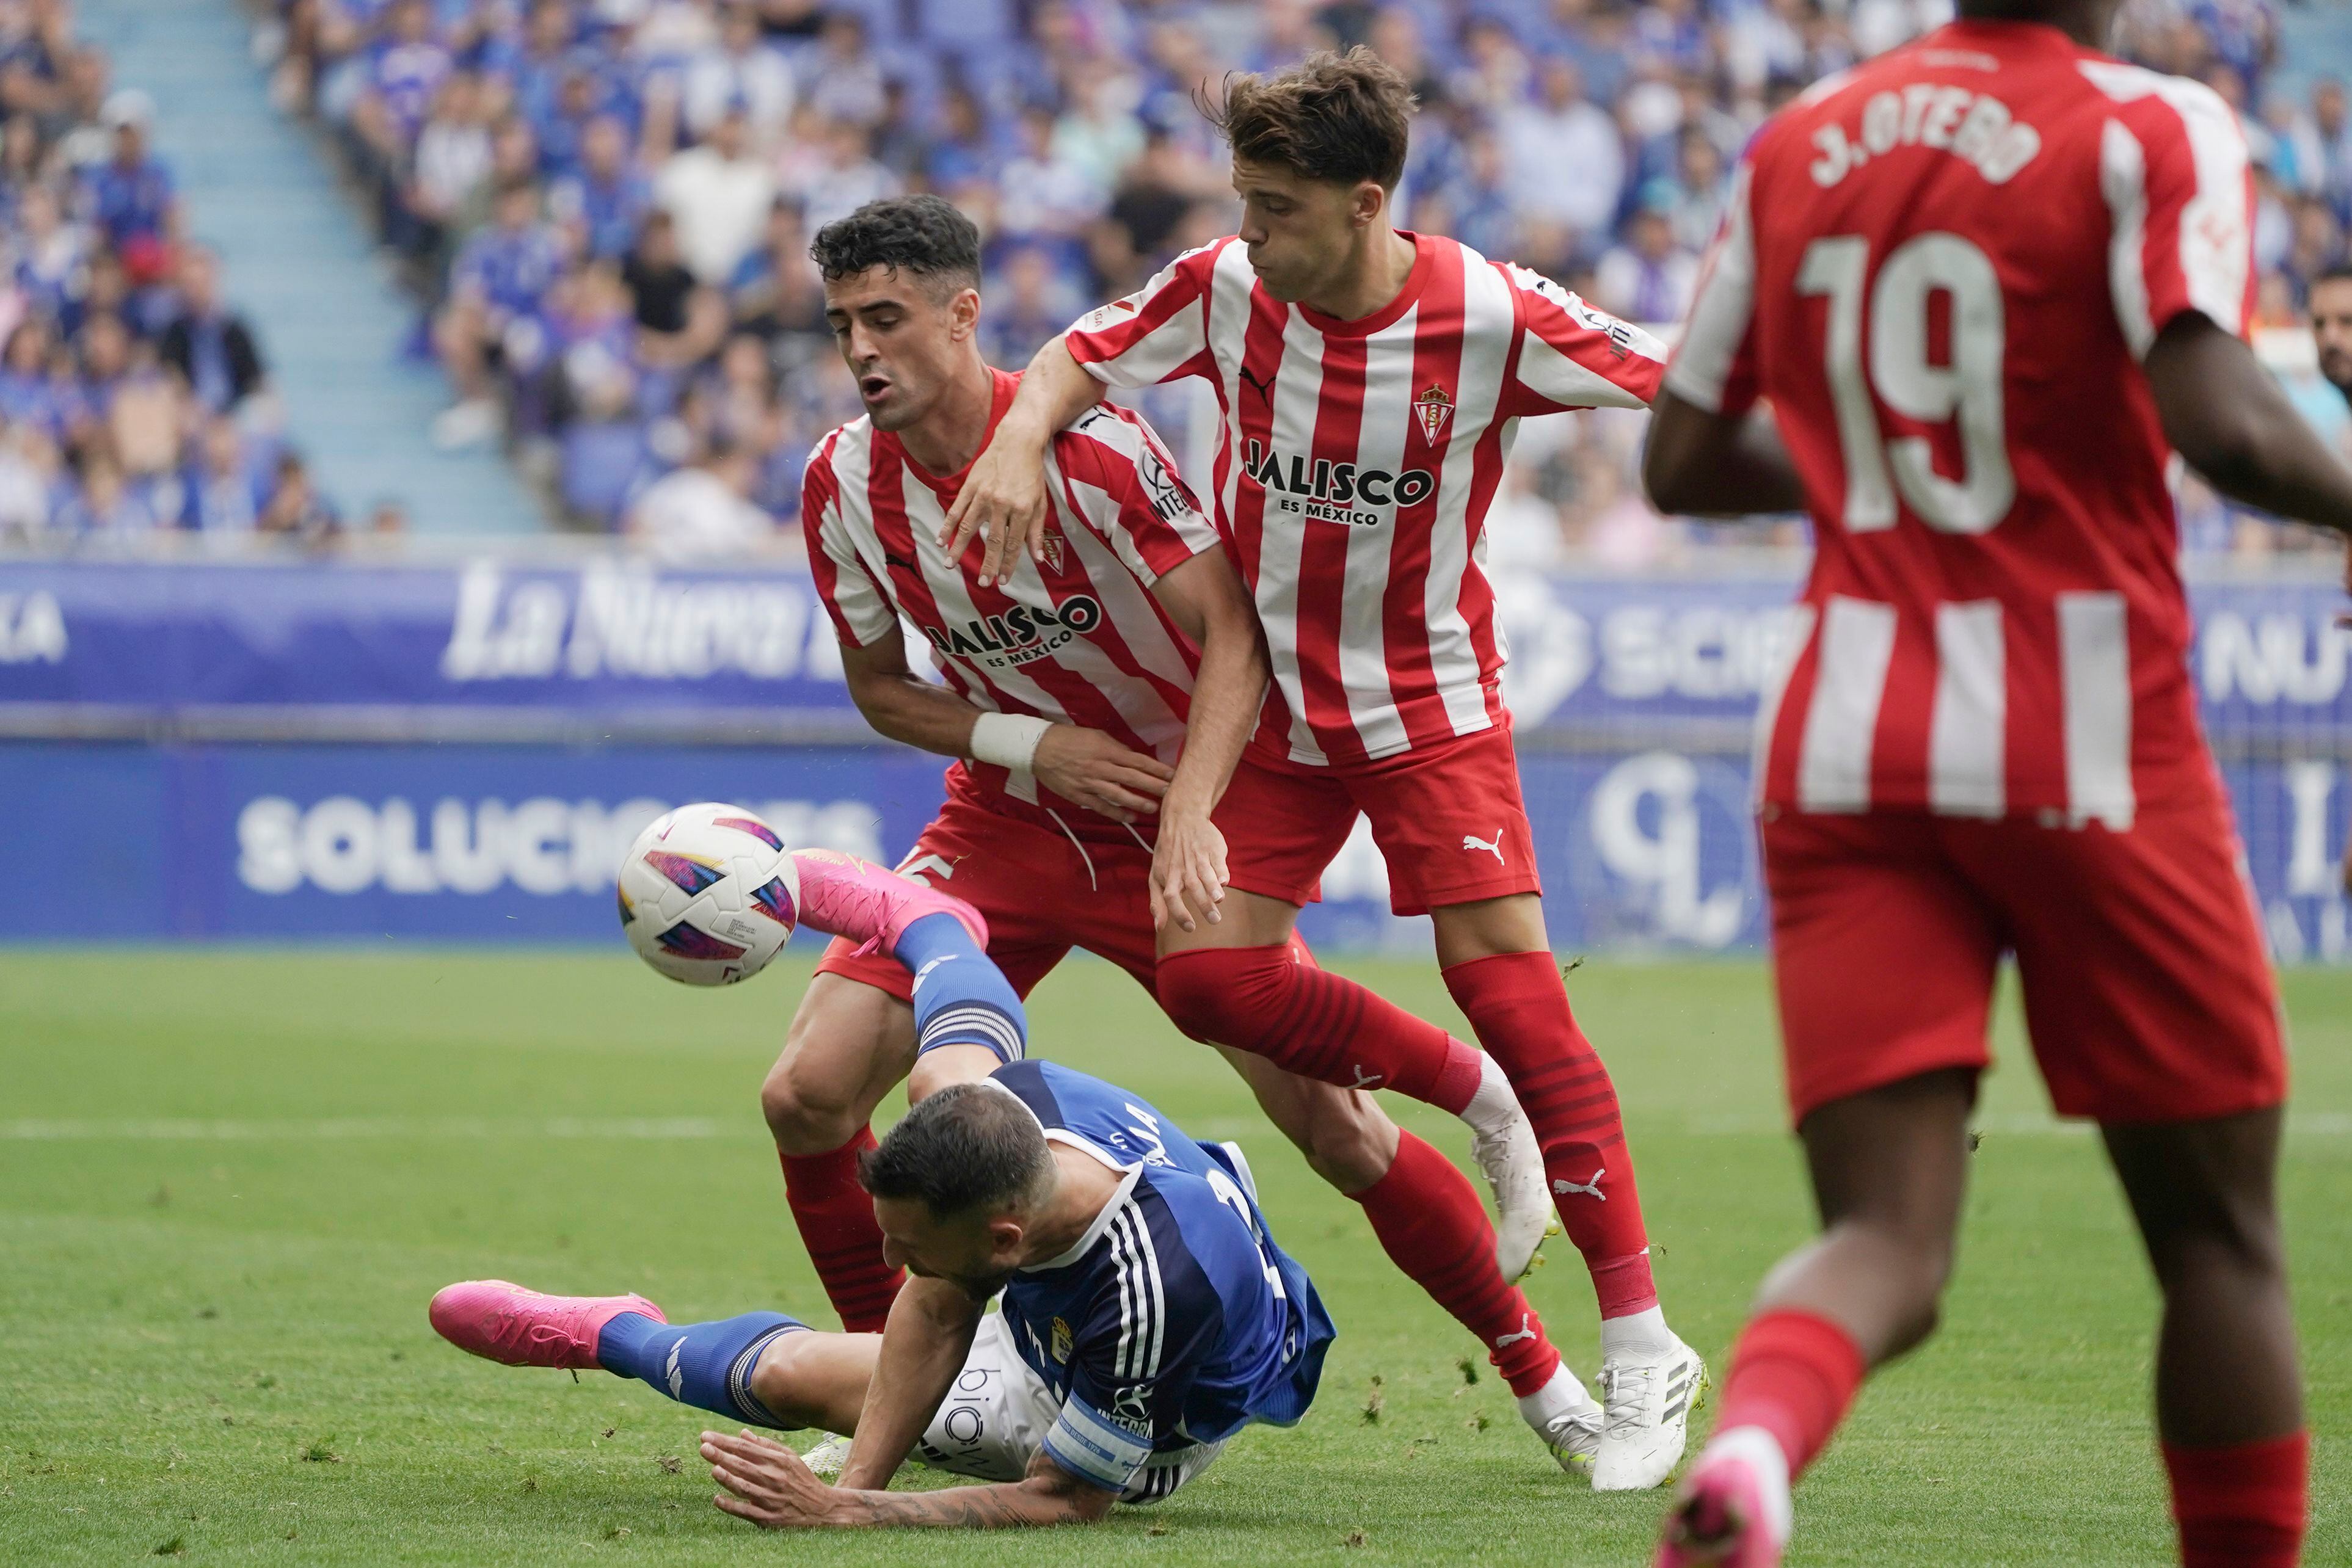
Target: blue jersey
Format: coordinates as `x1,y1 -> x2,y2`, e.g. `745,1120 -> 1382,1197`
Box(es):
988,1060 -> 1333,1497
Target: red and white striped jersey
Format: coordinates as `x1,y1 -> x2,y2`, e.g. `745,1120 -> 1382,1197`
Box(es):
1667,21 -> 2253,827
1066,230 -> 1664,768
803,368 -> 1222,813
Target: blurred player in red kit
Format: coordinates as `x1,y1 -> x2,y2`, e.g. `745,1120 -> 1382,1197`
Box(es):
1642,0 -> 2352,1559
950,50 -> 1704,1489
763,194 -> 1615,1481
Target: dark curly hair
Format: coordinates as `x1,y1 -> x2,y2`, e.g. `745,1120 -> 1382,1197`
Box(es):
809,194 -> 982,298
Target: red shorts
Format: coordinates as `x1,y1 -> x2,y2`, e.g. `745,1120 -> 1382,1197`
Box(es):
1761,782 -> 2285,1128
1214,722 -> 1543,917
816,774 -> 1164,1001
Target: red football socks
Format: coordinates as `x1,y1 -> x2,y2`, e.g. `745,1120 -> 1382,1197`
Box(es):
1352,1131 -> 1562,1396
2163,1431 -> 2308,1568
777,1128 -> 900,1334
1156,945 -> 1485,1112
1441,952 -> 1654,1315
1715,1310 -> 1867,1479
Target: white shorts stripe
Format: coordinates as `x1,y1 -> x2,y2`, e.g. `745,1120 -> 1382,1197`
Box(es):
2059,592 -> 2136,829
1797,596 -> 1898,813
1929,601 -> 2007,818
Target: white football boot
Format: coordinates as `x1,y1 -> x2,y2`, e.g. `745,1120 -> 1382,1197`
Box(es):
1516,1360 -> 1605,1476
1593,1331 -> 1708,1491
1458,1054 -> 1549,1280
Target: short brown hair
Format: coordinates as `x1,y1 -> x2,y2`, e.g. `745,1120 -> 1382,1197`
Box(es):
1211,46 -> 1414,191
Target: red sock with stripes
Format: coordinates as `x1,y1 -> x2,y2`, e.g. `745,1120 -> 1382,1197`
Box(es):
1441,952 -> 1655,1316
1155,945 -> 1485,1111
777,1128 -> 900,1334
1352,1131 -> 1561,1396
1714,1310 -> 1867,1479
2163,1431 -> 2308,1568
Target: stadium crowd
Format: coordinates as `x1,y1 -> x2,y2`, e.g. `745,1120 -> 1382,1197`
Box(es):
0,0 -> 370,546
0,0 -> 2340,550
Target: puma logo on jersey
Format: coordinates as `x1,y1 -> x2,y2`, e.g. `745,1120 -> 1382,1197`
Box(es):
1553,1168 -> 1606,1202
1462,829 -> 1505,864
1237,365 -> 1275,401
1348,1065 -> 1385,1091
1494,1314 -> 1538,1349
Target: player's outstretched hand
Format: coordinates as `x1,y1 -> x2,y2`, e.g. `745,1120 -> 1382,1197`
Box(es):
704,1429 -> 830,1530
940,431 -> 1049,587
1032,725 -> 1174,824
1150,808 -> 1228,933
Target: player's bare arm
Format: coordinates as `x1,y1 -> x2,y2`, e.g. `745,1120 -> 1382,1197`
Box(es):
941,336 -> 1101,585
1641,394 -> 1808,518
832,1272 -> 985,1490
1140,545 -> 1271,932
2145,311 -> 2352,533
705,1428 -> 1115,1529
837,626 -> 1174,824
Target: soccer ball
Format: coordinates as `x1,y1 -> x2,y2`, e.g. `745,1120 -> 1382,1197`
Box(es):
616,803 -> 799,985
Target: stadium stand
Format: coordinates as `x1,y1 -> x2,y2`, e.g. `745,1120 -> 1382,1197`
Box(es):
238,0 -> 2352,558
0,0 -> 2342,552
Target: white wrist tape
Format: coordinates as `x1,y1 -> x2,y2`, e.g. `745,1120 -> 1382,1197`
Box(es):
969,711 -> 1053,773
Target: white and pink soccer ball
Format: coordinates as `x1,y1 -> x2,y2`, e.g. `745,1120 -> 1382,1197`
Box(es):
616,802 -> 799,985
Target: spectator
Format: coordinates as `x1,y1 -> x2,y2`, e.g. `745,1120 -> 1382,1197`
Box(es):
1502,56 -> 1622,259
58,449 -> 162,535
621,208 -> 725,366
799,11 -> 885,130
158,245 -> 267,415
402,70 -> 495,261
0,420 -> 59,538
655,103 -> 776,284
12,183 -> 89,329
181,413 -> 263,535
2312,263 -> 2352,408
791,120 -> 898,236
432,175 -> 565,448
79,90 -> 177,281
625,433 -> 773,557
548,112 -> 652,261
981,246 -> 1073,369
998,103 -> 1105,242
683,2 -> 794,148
257,449 -> 341,541
1594,185 -> 1700,325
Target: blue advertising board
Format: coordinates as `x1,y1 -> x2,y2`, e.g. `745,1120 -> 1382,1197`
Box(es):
6,557 -> 2352,744
2,557 -> 2349,956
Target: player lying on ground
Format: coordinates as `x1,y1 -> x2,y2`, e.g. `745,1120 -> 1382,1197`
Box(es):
945,49 -> 1702,1488
1640,0 -> 2335,1561
769,194 -> 1617,1477
432,877 -> 1331,1528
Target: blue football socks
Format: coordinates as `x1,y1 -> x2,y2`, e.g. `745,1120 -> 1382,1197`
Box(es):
596,1310 -> 805,1429
898,911 -> 1028,1063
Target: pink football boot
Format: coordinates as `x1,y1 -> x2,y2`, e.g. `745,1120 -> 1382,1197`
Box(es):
788,848 -> 989,957
428,1280 -> 665,1370
1654,1430 -> 1792,1568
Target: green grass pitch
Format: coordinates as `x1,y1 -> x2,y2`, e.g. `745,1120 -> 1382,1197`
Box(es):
2,949 -> 2345,1565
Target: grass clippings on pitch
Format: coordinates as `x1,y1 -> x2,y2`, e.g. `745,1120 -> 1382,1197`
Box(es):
1,949 -> 2344,1565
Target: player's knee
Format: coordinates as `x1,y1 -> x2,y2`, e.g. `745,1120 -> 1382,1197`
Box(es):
1154,948 -> 1280,1045
1293,1103 -> 1393,1193
759,1061 -> 864,1158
